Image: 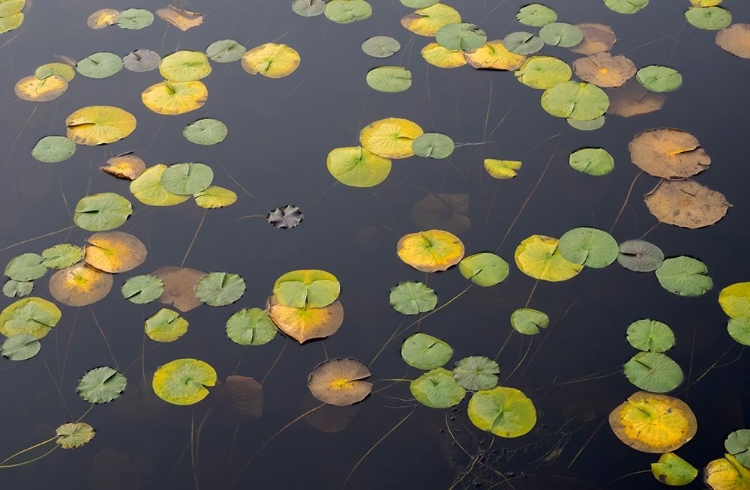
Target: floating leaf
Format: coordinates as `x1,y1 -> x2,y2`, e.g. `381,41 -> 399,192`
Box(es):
366,66 -> 412,93
651,453 -> 698,486
467,387 -> 537,437
0,297 -> 61,339
685,6 -> 731,31
40,244 -> 82,270
485,159 -> 522,179
510,308 -> 549,335
117,8 -> 154,29
568,116 -> 606,131
3,280 -> 32,298
35,63 -> 75,82
360,118 -> 424,159
196,272 -> 245,306
308,358 -> 372,406
87,9 -> 119,29
604,0 -> 649,14
464,40 -> 526,71
183,119 -> 227,147
725,430 -> 750,469
453,357 -> 499,391
325,0 -> 371,24
0,11 -> 22,35
161,163 -> 214,195
516,4 -> 557,27
145,308 -> 189,342
206,39 -> 246,63
421,42 -> 467,68
152,266 -> 204,312
362,36 -> 400,58
412,133 -> 454,159
77,366 -> 127,403
152,358 -> 217,406
515,56 -> 572,89
706,454 -> 750,490
541,81 -> 609,121
656,256 -> 712,297
573,52 -> 636,88
436,23 -> 487,51
14,75 -> 67,102
31,136 -> 76,163
74,193 -> 132,231
84,231 -> 147,273
222,375 -> 263,418
56,423 -> 95,449
397,229 -> 465,273
194,186 -> 237,209
401,333 -> 452,369
390,282 -> 437,315
411,194 -> 470,234
617,240 -> 664,272
716,24 -> 750,59
459,253 -> 509,287
102,154 -> 146,180
624,352 -> 683,393
156,5 -> 203,31
514,235 -> 583,282
226,308 -> 277,346
49,264 -> 113,307
273,269 -> 340,309
401,4 -> 460,37
410,368 -> 465,408
645,180 -> 729,229
539,22 -> 584,47
292,0 -> 326,17
2,333 -> 40,361
121,275 -> 164,304
66,106 -> 136,146
627,319 -> 675,353
719,283 -> 750,319
327,146 -> 392,187
570,23 -> 616,55
629,129 -> 710,179
267,296 -> 344,343
123,49 -> 161,72
400,0 -> 438,6
159,51 -> 212,81
504,32 -> 544,55
569,148 -> 614,176
130,165 -> 191,206
5,253 -> 45,281
558,227 -> 618,268
637,65 -> 682,93
609,391 -> 697,453
267,205 -> 303,229
141,80 -> 208,115
241,43 -> 300,78
76,52 -> 123,79
728,317 -> 750,347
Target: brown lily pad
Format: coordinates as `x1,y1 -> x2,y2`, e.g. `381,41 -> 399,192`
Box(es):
151,266 -> 205,312
644,180 -> 730,229
573,52 -> 636,88
629,128 -> 711,179
570,23 -> 616,55
307,358 -> 372,407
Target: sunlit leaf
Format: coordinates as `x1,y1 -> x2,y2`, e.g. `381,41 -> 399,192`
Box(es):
76,52 -> 123,79
156,5 -> 203,31
360,117 -> 424,159
645,180 -> 729,229
87,8 -> 118,28
453,356 -> 499,391
0,0 -> 24,17
651,453 -> 698,486
267,296 -> 344,343
624,352 -> 683,393
0,297 -> 61,339
308,358 -> 372,406
66,106 -> 136,145
514,235 -> 583,282
627,319 -> 675,353
2,333 -> 40,361
267,205 -> 303,229
412,133 -> 454,159
102,154 -> 146,180
637,65 -> 682,93
49,264 -> 113,307
539,22 -> 584,47
558,227 -> 618,267
31,136 -> 76,163
145,308 -> 189,342
570,23 -> 616,55
130,165 -> 191,206
573,52 -> 636,88
609,391 -> 697,453
617,240 -> 664,272
117,8 -> 154,29
141,80 -> 208,115
362,36 -> 400,58
706,454 -> 750,490
324,0 -> 371,24
327,146 -> 392,187
5,253 -> 45,281
226,308 -> 277,346
0,11 -> 22,35
77,366 -> 127,403
84,231 -> 147,273
410,368 -> 465,408
273,269 -> 340,309
35,63 -> 75,82
152,358 -> 217,406
655,256 -> 712,297
152,266 -> 204,312
121,275 -> 164,304
56,423 -> 95,449
14,75 -> 67,102
123,49 -> 161,72
515,56 -> 572,89
390,282 -> 437,315
401,4 -> 460,37
464,40 -> 526,71
74,193 -> 132,231
719,283 -> 750,319
485,159 -> 522,179
541,81 -> 609,121
397,229 -> 465,273
366,66 -> 412,93
195,272 -> 245,306
629,128 -> 709,179
516,4 -> 557,26
241,43 -> 300,78
159,51 -> 212,81
510,308 -> 549,335
459,253 -> 509,287
194,186 -> 237,209
468,387 -> 537,437
421,42 -> 467,68
685,6 -> 731,30
716,24 -> 750,59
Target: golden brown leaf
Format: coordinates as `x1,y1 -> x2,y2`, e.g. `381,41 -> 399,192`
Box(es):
629,128 -> 711,179
644,180 -> 730,229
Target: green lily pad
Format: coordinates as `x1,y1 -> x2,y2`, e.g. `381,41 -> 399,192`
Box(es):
159,51 -> 212,81
539,23 -> 584,47
728,317 -> 750,346
510,308 -> 549,335
117,8 -> 154,29
145,308 -> 189,342
390,282 -> 437,315
35,63 -> 76,82
558,227 -> 618,268
685,6 -> 731,30
541,81 -> 609,121
436,23 -> 487,51
459,253 -> 509,287
273,270 -> 340,309
636,65 -> 683,93
515,56 -> 572,90
503,32 -> 544,55
366,66 -> 412,93
1,333 -> 40,361
467,386 -> 537,437
327,147 -> 392,187
56,423 -> 95,449
161,163 -> 214,195
206,39 -> 246,63
76,52 -> 123,79
624,352 -> 683,393
5,253 -> 46,281
617,240 -> 664,272
400,0 -> 438,6
31,136 -> 76,163
569,148 -> 614,176
226,308 -> 278,346
655,256 -> 712,297
292,0 -> 326,17
77,366 -> 127,403
41,244 -> 83,270
651,453 -> 698,486
121,275 -> 164,304
325,0 -> 372,24
152,358 -> 217,406
0,297 -> 61,339
196,272 -> 246,306
74,193 -> 133,231
453,356 -> 500,391
194,186 -> 237,209
3,280 -> 33,298
362,36 -> 401,58
131,165 -> 191,206
725,430 -> 750,469
183,119 -> 228,145
401,333 -> 452,370
604,0 -> 649,14
412,133 -> 454,159
517,4 -> 557,27
627,319 -> 675,352
568,116 -> 605,131
410,368 -> 465,408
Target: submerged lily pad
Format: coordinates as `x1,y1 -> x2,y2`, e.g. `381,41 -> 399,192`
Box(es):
226,308 -> 277,346
617,240 -> 664,272
0,297 -> 61,339
56,423 -> 95,449
74,193 -> 132,231
515,235 -> 583,282
117,8 -> 154,30
196,272 -> 245,306
651,453 -> 698,486
716,24 -> 750,59
558,227 -> 618,268
32,136 -> 76,163
624,352 -> 683,393
571,23 -> 617,55
308,358 -> 372,406
467,387 -> 537,437
627,320 -> 675,353
183,119 -> 227,145
410,368 -> 465,408
152,358 -> 217,406
121,275 -> 164,304
273,269 -> 340,309
459,253 -> 509,287
145,308 -> 189,342
397,229 -> 465,273
510,308 -> 550,335
327,147 -> 392,188
390,282 -> 437,315
267,296 -> 344,343
123,49 -> 162,72
2,333 -> 40,361
152,266 -> 204,312
77,366 -> 127,403
453,357 -> 500,391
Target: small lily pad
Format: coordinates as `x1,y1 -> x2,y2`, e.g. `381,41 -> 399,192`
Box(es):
467,387 -> 537,437
206,39 -> 246,63
412,133 -> 455,159
410,368 -> 465,408
121,275 -> 164,304
3,280 -> 33,298
366,66 -> 412,93
617,240 -> 664,272
453,356 -> 500,391
56,423 -> 95,449
226,308 -> 277,346
362,36 -> 401,58
77,366 -> 127,403
5,253 -> 46,281
152,358 -> 217,406
655,256 -> 712,297
401,333 -> 453,370
74,193 -> 133,232
558,227 -> 618,268
145,308 -> 189,342
267,205 -> 304,229
725,430 -> 750,469
2,333 -> 40,361
651,453 -> 698,486
390,282 -> 437,315
76,52 -> 123,79
31,136 -> 76,163
517,4 -> 557,27
624,352 -> 683,393
195,272 -> 246,306
511,308 -> 549,335
183,119 -> 227,145
161,163 -> 214,195
627,319 -> 675,352
41,244 -> 83,270
459,253 -> 509,287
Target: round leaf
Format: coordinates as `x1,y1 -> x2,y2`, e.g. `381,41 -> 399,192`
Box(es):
645,180 -> 728,229
226,308 -> 277,346
76,52 -> 123,79
123,49 -> 162,72
412,133 -> 454,159
360,118 -> 424,159
558,227 -> 618,267
292,0 -> 326,17
49,264 -> 113,307
627,320 -> 675,352
436,23 -> 487,51
401,333 -> 452,370
267,296 -> 344,344
617,240 -> 664,272
77,366 -> 126,403
728,317 -> 750,347
130,165 -> 191,206
152,358 -> 217,406
74,193 -> 132,231
515,56 -> 572,89
15,75 -> 67,102
161,163 -> 214,195
517,4 -> 557,26
121,275 -> 164,304
514,235 -> 582,282
5,253 -> 46,281
308,358 -> 372,406
719,283 -> 750,319
539,23 -> 584,47
194,186 -> 237,209
401,4 -> 460,37
141,80 -> 208,115
327,146 -> 392,188
510,308 -> 549,335
56,423 -> 95,449
159,51 -> 212,81
3,280 -> 33,298
410,368 -> 465,408
32,136 -> 76,163
183,119 -> 227,145
66,106 -> 136,145
503,32 -> 544,55
541,81 -> 609,121
2,333 -> 40,361
35,63 -> 75,82
206,39 -> 246,63
467,387 -> 537,437
195,272 -> 246,306
685,6 -> 731,30
362,36 -> 400,58
453,356 -> 500,391
459,253 -> 509,287
117,8 -> 154,29
390,282 -> 437,315
655,256 -> 713,297
0,297 -> 61,339
241,43 -> 300,78
366,66 -> 412,93
397,229 -> 465,273
604,0 -> 649,14
325,0 -> 371,24
84,231 -> 147,273
145,308 -> 189,342
273,269 -> 340,309
726,430 -> 750,469
624,352 -> 683,393
636,65 -> 683,93
651,453 -> 698,486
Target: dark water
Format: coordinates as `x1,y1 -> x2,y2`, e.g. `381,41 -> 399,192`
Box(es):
1,0 -> 749,488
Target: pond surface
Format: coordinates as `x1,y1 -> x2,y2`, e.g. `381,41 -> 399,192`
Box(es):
1,0 -> 750,488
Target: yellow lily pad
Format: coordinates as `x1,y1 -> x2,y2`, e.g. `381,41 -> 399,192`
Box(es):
397,229 -> 465,273
401,4 -> 461,37
0,297 -> 61,339
159,51 -> 212,81
84,231 -> 147,273
706,454 -> 750,490
130,165 -> 191,207
241,43 -> 300,78
485,159 -> 522,179
152,358 -> 217,406
65,106 -> 137,145
101,154 -> 146,180
359,117 -> 424,159
194,186 -> 237,209
514,235 -> 583,282
15,75 -> 68,102
267,296 -> 344,344
141,80 -> 208,115
719,283 -> 750,319
464,40 -> 526,71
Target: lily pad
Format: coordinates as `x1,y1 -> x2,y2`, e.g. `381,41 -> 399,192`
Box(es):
706,454 -> 750,490
517,4 -> 557,27
719,283 -> 750,319
514,235 -> 583,282
130,165 -> 191,206
624,352 -> 683,393
0,297 -> 61,339
308,358 -> 372,406
728,317 -> 750,346
366,66 -> 412,93
292,0 -> 326,17
410,368 -> 465,408
123,49 -> 161,72
627,320 -> 675,352
145,308 -> 189,342
152,358 -> 217,406
195,272 -> 246,306
206,39 -> 246,63
436,23 -> 487,51
604,0 -> 649,14
401,333 -> 452,369
77,366 -> 127,403
390,282 -> 437,315
159,51 -> 212,81
66,106 -> 136,145
327,146 -> 392,188
226,308 -> 277,346
656,256 -> 712,297
464,40 -> 526,71
156,5 -> 203,31
117,8 -> 154,30
412,133 -> 454,159
5,253 -> 46,281
360,118 -> 424,159
141,80 -> 208,115
241,43 -> 300,78
73,193 -> 132,231
485,159 -> 523,179
574,52 -> 636,88
570,23 -> 617,55
467,387 -> 537,437
194,186 -> 237,209
1,333 -> 40,361
49,264 -> 113,307
87,8 -> 119,29
273,269 -> 340,309
56,423 -> 95,449
102,154 -> 146,180
401,4 -> 460,37
539,23 -> 584,47
15,75 -> 67,102
459,253 -> 509,287
121,275 -> 164,304
325,0 -> 371,24
84,231 -> 147,273
510,308 -> 550,335
453,356 -> 500,391
31,136 -> 76,163
651,453 -> 698,486
362,36 -> 400,58
35,63 -> 75,82
636,66 -> 683,93
161,163 -> 214,195
541,81 -> 609,121
685,6 -> 731,30
3,280 -> 33,298
646,180 -> 729,229
76,52 -> 123,79
503,32 -> 544,55
267,296 -> 344,344
397,229 -> 465,273
617,240 -> 664,272
716,24 -> 750,59
726,430 -> 750,469
183,119 -> 227,145
152,266 -> 204,312
421,43 -> 467,68
515,56 -> 572,90
629,129 -> 710,179
558,227 -> 618,268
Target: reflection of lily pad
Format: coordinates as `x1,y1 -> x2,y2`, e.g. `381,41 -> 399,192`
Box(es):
401,333 -> 452,370
467,387 -> 537,437
152,358 -> 217,406
411,194 -> 470,234
410,368 -> 465,408
308,358 -> 372,406
152,266 -> 205,312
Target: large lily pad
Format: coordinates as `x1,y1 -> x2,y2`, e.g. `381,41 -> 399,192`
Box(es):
629,128 -> 710,179
73,193 -> 133,231
5,253 -> 46,281
84,231 -> 147,273
624,352 -> 683,393
401,4 -> 460,37
66,106 -> 136,146
49,264 -> 113,307
645,180 -> 728,229
467,387 -> 537,437
558,227 -> 618,268
1,333 -> 40,361
541,81 -> 609,121
141,80 -> 208,115
706,454 -> 750,490
0,297 -> 61,339
655,256 -> 712,297
159,51 -> 212,81
360,118 -> 424,159
241,43 -> 300,78
327,147 -> 392,188
627,320 -> 675,353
